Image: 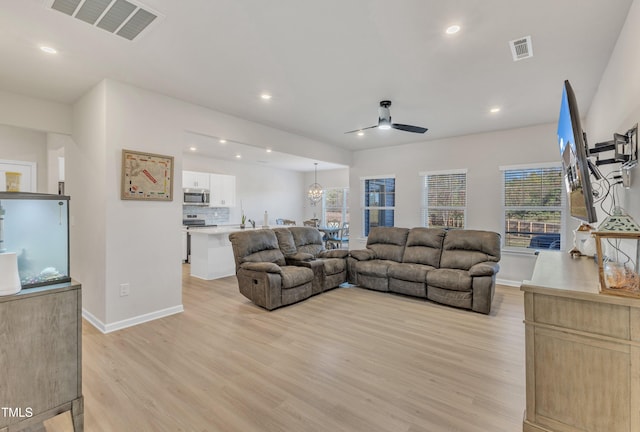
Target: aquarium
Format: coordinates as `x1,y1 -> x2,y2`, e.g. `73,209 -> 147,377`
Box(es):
0,192 -> 70,288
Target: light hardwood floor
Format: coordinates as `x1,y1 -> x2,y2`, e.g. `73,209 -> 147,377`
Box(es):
56,266 -> 526,432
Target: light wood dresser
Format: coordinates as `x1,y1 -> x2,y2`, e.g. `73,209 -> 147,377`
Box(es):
0,281 -> 83,432
521,251 -> 639,432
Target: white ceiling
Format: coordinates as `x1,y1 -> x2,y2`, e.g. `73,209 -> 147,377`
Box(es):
0,0 -> 634,171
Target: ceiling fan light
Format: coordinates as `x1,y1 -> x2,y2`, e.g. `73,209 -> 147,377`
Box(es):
378,123 -> 392,130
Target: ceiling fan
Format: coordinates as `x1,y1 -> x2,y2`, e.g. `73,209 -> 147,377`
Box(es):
345,100 -> 428,134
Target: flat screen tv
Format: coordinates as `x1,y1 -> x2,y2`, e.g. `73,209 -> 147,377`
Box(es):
557,80 -> 598,223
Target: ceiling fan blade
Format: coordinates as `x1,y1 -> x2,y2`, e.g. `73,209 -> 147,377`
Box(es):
344,125 -> 379,134
392,123 -> 428,134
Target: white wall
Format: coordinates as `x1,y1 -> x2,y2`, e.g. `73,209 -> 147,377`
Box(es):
183,154 -> 306,226
349,123 -> 566,284
0,89 -> 71,134
0,124 -> 48,192
586,0 -> 640,223
68,82 -> 108,325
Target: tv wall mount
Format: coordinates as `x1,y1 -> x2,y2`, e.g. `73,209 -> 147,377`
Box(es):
588,123 -> 638,168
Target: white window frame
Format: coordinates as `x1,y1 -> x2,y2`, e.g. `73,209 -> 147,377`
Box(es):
419,168 -> 467,229
361,175 -> 396,237
500,162 -> 566,252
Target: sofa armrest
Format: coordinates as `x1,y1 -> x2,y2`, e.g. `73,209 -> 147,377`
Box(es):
469,261 -> 500,277
239,261 -> 282,273
318,249 -> 349,259
349,249 -> 376,261
286,252 -> 315,262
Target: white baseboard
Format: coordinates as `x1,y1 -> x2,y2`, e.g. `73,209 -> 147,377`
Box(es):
496,278 -> 522,288
82,304 -> 184,334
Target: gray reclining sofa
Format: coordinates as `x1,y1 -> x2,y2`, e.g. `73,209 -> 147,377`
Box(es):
348,227 -> 501,314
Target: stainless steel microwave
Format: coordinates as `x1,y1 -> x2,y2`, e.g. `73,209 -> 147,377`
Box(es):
183,188 -> 209,205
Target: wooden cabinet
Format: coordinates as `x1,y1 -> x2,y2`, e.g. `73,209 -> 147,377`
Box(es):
182,171 -> 210,189
209,174 -> 235,207
0,282 -> 83,431
521,252 -> 640,432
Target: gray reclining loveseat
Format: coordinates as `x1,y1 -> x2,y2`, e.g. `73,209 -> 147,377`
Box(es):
228,227 -> 348,310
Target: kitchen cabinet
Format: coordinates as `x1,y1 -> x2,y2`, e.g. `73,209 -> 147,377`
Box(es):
0,282 -> 83,431
182,171 -> 210,190
209,174 -> 236,207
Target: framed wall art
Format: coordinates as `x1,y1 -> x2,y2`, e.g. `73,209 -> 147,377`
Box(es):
121,149 -> 174,201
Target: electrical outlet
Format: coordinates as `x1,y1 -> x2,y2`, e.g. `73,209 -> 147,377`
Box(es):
120,283 -> 130,297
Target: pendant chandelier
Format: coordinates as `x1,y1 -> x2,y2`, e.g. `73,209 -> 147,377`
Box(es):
308,163 -> 323,205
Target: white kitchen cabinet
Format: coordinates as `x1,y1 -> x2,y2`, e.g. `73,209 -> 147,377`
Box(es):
209,174 -> 236,207
182,171 -> 210,189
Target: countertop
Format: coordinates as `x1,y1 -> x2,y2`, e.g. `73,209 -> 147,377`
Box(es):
187,226 -> 267,235
521,250 -> 640,307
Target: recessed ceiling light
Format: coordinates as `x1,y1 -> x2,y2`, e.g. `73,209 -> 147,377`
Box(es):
189,146 -> 197,152
39,46 -> 57,54
266,148 -> 272,153
260,93 -> 272,100
219,139 -> 227,144
357,131 -> 365,136
235,154 -> 241,159
490,107 -> 501,113
445,25 -> 461,35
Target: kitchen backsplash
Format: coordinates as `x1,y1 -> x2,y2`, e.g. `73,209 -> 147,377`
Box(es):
183,206 -> 230,224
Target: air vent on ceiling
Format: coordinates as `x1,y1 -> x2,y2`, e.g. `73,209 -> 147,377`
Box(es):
509,35 -> 533,61
48,0 -> 161,41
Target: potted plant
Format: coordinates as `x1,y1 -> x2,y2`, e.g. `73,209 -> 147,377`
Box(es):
240,214 -> 246,229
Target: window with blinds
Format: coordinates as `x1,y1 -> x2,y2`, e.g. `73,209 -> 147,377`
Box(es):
502,164 -> 564,250
362,176 -> 395,236
420,170 -> 467,229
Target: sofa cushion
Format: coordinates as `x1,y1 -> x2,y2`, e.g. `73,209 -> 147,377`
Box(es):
289,227 -> 325,256
273,228 -> 297,255
440,230 -> 501,270
427,268 -> 472,291
388,262 -> 434,282
230,229 -> 286,266
367,227 -> 409,262
356,259 -> 396,278
280,266 -> 314,289
402,228 -> 446,267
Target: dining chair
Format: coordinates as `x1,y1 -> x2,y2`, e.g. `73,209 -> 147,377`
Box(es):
339,222 -> 349,248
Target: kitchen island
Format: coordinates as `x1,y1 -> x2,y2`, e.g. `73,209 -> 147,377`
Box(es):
189,226 -> 260,280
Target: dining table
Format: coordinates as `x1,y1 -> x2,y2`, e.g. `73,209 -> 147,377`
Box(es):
317,226 -> 341,248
